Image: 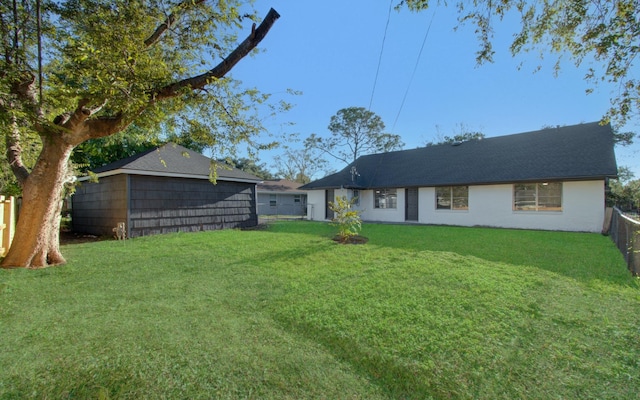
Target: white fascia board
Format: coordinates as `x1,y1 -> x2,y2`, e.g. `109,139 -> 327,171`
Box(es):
257,190 -> 308,195
76,169 -> 261,184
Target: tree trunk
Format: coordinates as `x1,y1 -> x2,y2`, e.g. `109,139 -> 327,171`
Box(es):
1,135 -> 72,269
0,7 -> 280,269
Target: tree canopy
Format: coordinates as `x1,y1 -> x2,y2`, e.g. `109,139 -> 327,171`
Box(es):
0,0 -> 280,268
305,107 -> 404,166
228,157 -> 275,180
2,1 -> 281,165
400,0 -> 640,126
273,147 -> 329,184
426,123 -> 486,146
608,166 -> 640,212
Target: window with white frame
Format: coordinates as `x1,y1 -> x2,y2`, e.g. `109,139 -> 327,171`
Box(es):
436,186 -> 469,210
513,182 -> 562,211
294,195 -> 301,203
374,188 -> 397,209
269,194 -> 277,207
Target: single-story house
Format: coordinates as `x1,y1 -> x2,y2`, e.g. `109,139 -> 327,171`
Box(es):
257,179 -> 308,216
72,143 -> 261,238
301,122 -> 618,232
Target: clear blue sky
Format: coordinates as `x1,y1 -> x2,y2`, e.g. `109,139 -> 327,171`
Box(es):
231,0 -> 639,179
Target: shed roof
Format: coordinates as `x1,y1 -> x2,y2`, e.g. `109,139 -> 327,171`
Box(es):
89,143 -> 262,183
301,122 -> 618,190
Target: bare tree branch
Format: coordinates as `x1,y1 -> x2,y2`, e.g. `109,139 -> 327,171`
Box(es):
144,0 -> 206,48
154,8 -> 280,101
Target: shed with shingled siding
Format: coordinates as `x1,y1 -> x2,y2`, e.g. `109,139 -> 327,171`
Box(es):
72,144 -> 261,238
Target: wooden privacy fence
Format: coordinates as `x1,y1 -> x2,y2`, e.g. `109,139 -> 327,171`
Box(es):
608,207 -> 640,276
0,196 -> 16,257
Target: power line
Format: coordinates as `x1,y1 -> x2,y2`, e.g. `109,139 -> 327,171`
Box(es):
391,9 -> 437,133
369,0 -> 394,111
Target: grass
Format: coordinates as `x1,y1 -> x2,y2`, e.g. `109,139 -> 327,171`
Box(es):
1,221 -> 639,399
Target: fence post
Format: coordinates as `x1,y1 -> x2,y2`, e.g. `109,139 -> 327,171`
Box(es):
632,229 -> 640,276
0,196 -> 16,257
0,195 -> 4,256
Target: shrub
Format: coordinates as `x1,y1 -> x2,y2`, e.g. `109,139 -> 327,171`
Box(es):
328,195 -> 362,242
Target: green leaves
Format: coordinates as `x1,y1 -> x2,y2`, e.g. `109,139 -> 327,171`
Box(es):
2,0 -> 285,180
401,0 -> 640,126
307,106 -> 404,166
328,195 -> 363,242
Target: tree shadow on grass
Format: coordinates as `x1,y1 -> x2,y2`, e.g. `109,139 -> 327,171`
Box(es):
274,319 -> 458,399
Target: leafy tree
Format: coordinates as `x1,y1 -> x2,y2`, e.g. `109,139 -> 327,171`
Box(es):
612,130 -> 636,147
0,1 -> 280,268
71,128 -> 208,173
399,0 -> 640,125
228,157 -> 274,180
328,195 -> 362,243
625,180 -> 640,212
608,166 -> 640,212
426,123 -> 485,146
305,107 -> 404,165
273,147 -> 329,184
611,179 -> 640,212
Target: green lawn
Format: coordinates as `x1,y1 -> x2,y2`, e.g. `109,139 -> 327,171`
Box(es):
1,222 -> 639,399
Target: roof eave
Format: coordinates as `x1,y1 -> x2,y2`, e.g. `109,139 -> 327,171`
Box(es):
76,168 -> 262,183
303,175 -> 615,190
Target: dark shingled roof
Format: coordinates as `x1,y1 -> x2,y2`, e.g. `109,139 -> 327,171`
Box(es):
301,122 -> 618,190
92,143 -> 261,182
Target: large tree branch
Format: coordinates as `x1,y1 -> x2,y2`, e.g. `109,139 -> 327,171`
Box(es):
12,71 -> 44,125
82,114 -> 127,141
6,113 -> 30,186
153,7 -> 280,101
53,7 -> 279,146
53,98 -> 126,145
4,72 -> 44,186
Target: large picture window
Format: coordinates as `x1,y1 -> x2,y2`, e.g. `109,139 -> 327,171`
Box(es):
436,186 -> 469,210
374,188 -> 397,209
514,182 -> 562,211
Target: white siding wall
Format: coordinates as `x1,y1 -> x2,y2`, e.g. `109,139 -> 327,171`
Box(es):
306,190 -> 326,220
419,181 -> 605,232
358,189 -> 406,223
307,180 -> 606,232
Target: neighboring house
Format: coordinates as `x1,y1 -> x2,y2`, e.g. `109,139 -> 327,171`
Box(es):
72,143 -> 261,238
257,179 -> 308,216
301,122 -> 618,232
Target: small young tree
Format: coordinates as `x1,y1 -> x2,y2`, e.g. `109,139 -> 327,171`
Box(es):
328,195 -> 362,243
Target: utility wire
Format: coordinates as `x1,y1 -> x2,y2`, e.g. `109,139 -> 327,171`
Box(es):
369,0 -> 394,111
391,9 -> 437,132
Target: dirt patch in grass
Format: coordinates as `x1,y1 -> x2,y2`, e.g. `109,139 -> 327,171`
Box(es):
332,235 -> 368,245
59,230 -> 108,245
